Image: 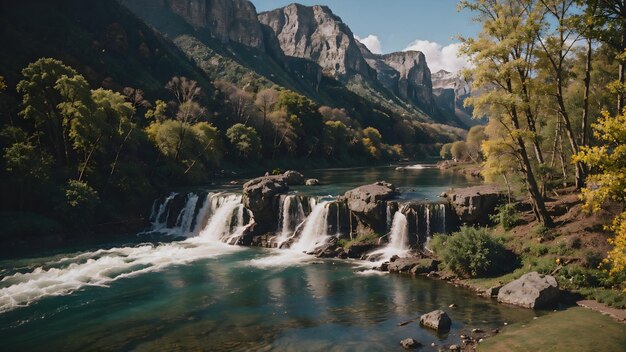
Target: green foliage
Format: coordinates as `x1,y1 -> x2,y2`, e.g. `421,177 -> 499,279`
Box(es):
338,233 -> 380,249
226,123 -> 261,160
450,141 -> 469,161
431,227 -> 515,278
440,143 -> 453,159
490,203 -> 519,230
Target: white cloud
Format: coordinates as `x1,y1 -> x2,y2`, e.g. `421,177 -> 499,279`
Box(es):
403,40 -> 470,73
355,34 -> 383,54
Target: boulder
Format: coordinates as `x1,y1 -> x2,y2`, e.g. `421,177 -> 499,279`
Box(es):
342,181 -> 398,234
497,272 -> 559,309
387,258 -> 439,275
400,338 -> 421,349
483,285 -> 502,298
282,170 -> 305,185
305,178 -> 320,186
243,176 -> 288,232
446,185 -> 502,224
346,243 -> 377,259
420,310 -> 452,332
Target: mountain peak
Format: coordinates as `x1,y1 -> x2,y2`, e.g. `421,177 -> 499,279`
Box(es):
258,3 -> 371,80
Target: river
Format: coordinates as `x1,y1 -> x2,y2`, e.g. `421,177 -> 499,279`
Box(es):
0,164 -> 536,351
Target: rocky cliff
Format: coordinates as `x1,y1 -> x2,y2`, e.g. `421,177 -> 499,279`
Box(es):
258,4 -> 373,80
431,69 -> 480,126
123,0 -> 265,49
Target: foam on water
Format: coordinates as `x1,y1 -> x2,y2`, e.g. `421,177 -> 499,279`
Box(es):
0,240 -> 242,313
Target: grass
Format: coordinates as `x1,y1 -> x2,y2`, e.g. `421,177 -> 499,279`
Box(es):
338,233 -> 380,249
479,307 -> 626,352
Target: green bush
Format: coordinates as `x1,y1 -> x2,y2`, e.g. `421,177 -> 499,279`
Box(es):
431,227 -> 515,278
490,203 -> 519,230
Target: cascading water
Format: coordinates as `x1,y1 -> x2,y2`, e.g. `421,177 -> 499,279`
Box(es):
174,193 -> 200,236
365,208 -> 411,262
197,194 -> 244,242
150,193 -> 176,230
275,195 -> 307,246
290,202 -> 330,253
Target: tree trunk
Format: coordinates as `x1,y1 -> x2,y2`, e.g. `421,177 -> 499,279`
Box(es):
582,37 -> 592,148
507,79 -> 553,227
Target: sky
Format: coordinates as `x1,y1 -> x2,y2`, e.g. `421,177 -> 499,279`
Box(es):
250,0 -> 480,73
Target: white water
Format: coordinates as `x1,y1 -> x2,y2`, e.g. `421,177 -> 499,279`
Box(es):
198,194 -> 243,242
290,202 -> 330,253
150,193 -> 176,230
365,210 -> 411,263
275,195 -> 306,247
175,193 -> 199,236
0,193 -> 253,313
0,239 -> 241,314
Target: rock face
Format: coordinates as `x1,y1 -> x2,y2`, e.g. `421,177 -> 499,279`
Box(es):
446,185 -> 502,225
342,182 -> 398,234
380,51 -> 436,115
387,258 -> 440,275
420,310 -> 452,332
497,272 -> 559,309
258,4 -> 373,80
242,176 -> 288,232
164,0 -> 265,48
358,43 -> 437,116
431,69 -> 481,127
282,170 -> 305,185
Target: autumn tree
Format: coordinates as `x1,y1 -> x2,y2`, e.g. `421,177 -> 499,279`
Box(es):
460,0 -> 554,226
255,88 -> 278,140
574,108 -> 626,281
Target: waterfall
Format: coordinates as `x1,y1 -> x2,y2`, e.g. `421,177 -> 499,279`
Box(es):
386,203 -> 393,233
387,212 -> 410,251
425,206 -> 431,237
291,202 -> 330,253
175,193 -> 200,236
150,193 -> 176,230
197,194 -> 244,242
365,208 -> 410,262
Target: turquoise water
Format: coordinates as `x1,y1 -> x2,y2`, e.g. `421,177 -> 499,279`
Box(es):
0,165 -> 534,351
0,247 -> 535,351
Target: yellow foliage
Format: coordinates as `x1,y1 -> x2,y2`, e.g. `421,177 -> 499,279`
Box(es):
574,109 -> 626,280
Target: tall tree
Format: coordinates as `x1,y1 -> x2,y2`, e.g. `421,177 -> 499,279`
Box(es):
255,88 -> 278,142
461,0 -> 554,226
16,58 -> 81,164
537,0 -> 588,188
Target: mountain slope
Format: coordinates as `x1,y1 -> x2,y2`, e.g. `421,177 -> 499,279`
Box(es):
0,0 -> 215,99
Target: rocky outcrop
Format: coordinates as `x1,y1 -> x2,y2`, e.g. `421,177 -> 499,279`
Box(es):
380,51 -> 436,115
420,310 -> 452,332
400,338 -> 421,349
165,0 -> 265,48
446,185 -> 502,225
342,182 -> 398,235
358,43 -> 437,117
242,176 -> 288,232
305,179 -> 320,186
497,272 -> 559,309
282,170 -> 305,185
258,4 -> 373,80
387,258 -> 440,275
432,69 -> 481,127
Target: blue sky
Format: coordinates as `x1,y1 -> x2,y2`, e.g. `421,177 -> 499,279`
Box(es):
250,0 -> 479,72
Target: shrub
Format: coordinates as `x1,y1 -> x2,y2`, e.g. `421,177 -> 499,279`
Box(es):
533,224 -> 553,241
490,203 -> 519,230
431,227 -> 515,278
